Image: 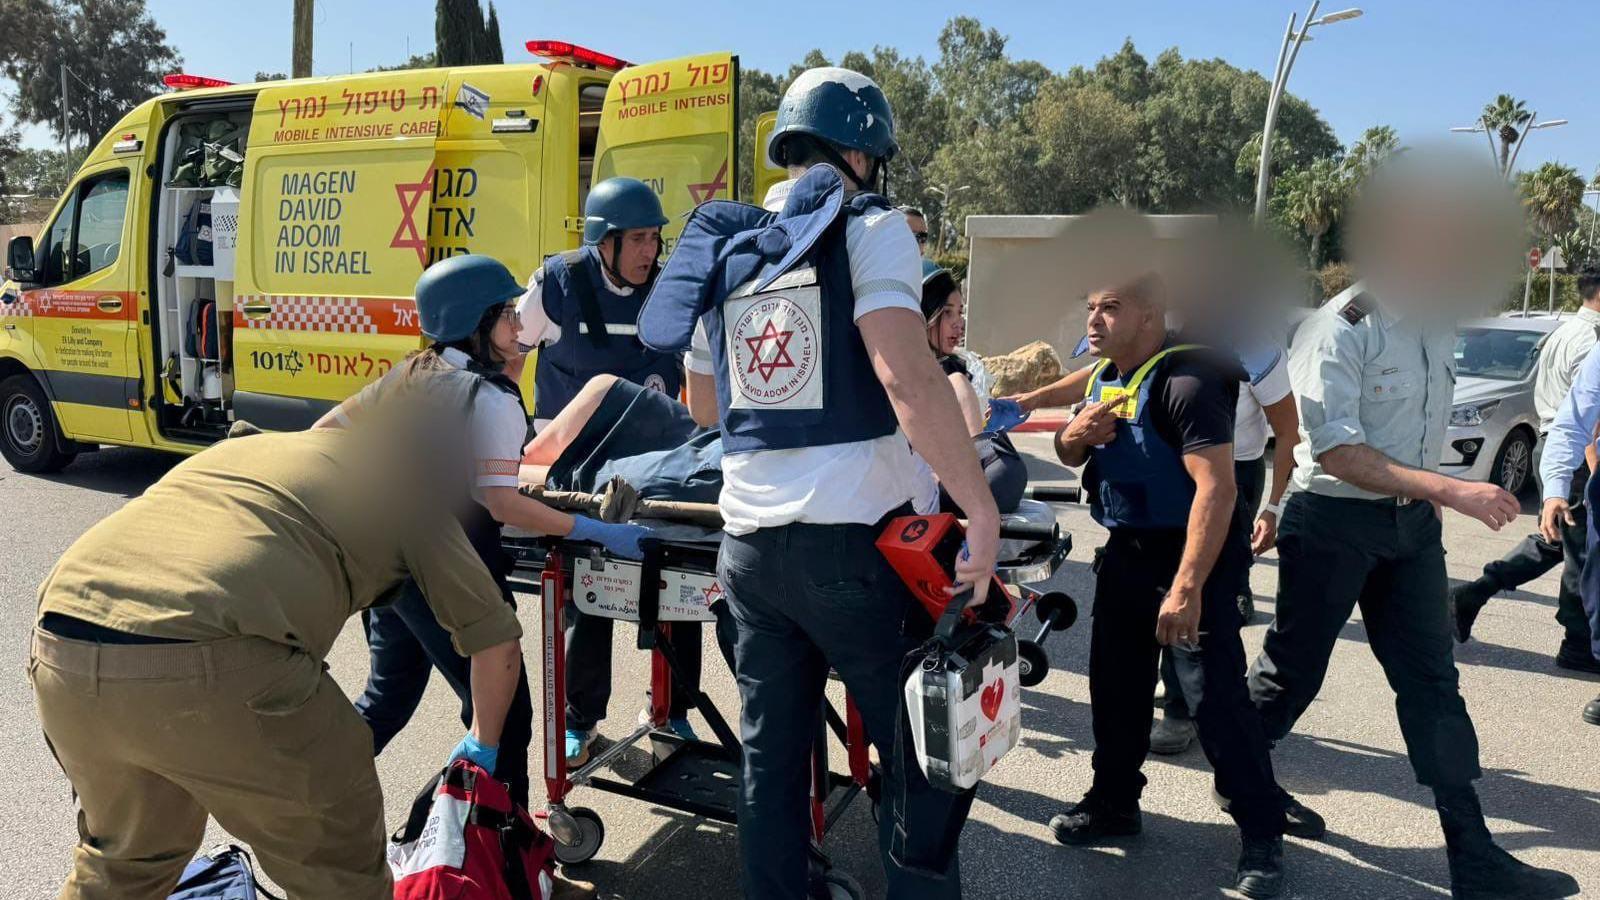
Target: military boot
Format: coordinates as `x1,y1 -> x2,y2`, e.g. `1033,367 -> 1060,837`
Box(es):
1449,577 -> 1499,643
1049,793 -> 1142,845
1582,695 -> 1600,726
1435,786 -> 1578,899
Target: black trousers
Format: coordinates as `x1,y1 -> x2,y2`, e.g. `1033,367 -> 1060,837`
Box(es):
1249,493 -> 1482,787
719,513 -> 974,900
564,609 -> 703,732
1480,463 -> 1592,654
1089,528 -> 1284,838
1160,456 -> 1266,720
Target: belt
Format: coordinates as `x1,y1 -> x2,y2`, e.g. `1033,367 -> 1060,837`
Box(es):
1299,491 -> 1419,508
31,628 -> 295,680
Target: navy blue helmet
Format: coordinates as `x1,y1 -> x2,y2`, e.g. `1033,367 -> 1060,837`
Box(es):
583,177 -> 669,245
414,254 -> 524,343
769,67 -> 898,168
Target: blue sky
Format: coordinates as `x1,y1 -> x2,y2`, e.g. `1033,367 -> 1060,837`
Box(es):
16,0 -> 1600,180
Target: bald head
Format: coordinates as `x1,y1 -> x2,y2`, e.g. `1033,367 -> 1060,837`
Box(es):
1084,272 -> 1168,366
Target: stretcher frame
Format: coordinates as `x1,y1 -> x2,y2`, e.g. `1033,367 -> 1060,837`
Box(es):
501,495 -> 1077,884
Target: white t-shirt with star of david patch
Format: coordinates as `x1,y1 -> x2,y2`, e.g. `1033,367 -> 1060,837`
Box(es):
716,182 -> 926,535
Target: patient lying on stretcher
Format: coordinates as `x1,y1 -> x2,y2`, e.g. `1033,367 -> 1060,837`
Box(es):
518,367 -> 1030,517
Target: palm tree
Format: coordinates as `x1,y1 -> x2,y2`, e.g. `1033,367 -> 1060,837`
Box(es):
1482,94 -> 1532,175
1343,125 -> 1402,179
1282,158 -> 1345,268
1518,162 -> 1586,245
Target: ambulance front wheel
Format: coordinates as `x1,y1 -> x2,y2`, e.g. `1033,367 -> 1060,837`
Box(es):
1017,639 -> 1050,688
552,807 -> 605,866
1,374 -> 75,474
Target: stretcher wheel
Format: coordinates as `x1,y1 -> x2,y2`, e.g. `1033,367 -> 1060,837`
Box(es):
811,869 -> 865,900
1017,639 -> 1050,688
1033,591 -> 1077,632
552,807 -> 605,866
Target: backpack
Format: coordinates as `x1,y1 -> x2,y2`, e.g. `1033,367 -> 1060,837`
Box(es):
390,761 -> 557,900
186,298 -> 219,361
175,198 -> 214,266
168,845 -> 282,900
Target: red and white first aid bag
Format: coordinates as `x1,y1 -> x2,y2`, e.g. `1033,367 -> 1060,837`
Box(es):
389,760 -> 557,900
901,589 -> 1023,792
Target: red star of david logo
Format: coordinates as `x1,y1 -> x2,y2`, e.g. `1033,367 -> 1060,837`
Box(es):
391,167 -> 435,266
687,159 -> 729,205
702,582 -> 724,605
743,320 -> 796,383
580,574 -> 594,588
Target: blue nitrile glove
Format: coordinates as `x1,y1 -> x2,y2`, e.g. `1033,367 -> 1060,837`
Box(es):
568,515 -> 656,560
448,732 -> 498,774
985,397 -> 1031,434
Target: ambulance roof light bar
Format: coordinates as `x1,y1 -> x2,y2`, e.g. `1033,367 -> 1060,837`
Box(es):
163,73 -> 235,90
525,40 -> 631,71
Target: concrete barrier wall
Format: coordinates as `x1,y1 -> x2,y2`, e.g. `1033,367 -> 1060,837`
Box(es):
963,214 -> 1214,365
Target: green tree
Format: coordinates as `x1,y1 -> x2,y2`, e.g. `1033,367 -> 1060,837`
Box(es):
1342,125 -> 1402,179
1519,161 -> 1586,246
1482,93 -> 1531,175
436,0 -> 486,66
2,0 -> 181,145
483,3 -> 504,65
1280,157 -> 1345,268
368,53 -> 437,73
736,67 -> 782,201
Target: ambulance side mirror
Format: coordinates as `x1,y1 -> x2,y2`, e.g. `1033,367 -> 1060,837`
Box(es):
5,236 -> 37,284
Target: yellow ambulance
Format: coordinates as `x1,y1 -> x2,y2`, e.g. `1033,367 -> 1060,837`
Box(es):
0,42 -> 739,472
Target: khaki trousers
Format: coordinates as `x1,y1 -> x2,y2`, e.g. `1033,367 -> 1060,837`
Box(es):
30,628 -> 391,900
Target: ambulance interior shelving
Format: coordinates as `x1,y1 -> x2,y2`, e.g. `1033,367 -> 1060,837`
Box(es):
152,106 -> 248,440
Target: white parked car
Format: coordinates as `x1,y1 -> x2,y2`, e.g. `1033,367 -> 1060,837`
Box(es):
1442,315 -> 1560,495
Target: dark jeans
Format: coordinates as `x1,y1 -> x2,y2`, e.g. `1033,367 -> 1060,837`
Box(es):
1249,493 -> 1482,788
565,608 -> 703,732
719,514 -> 974,900
1481,463 -> 1592,655
1089,528 -> 1284,838
1581,468 -> 1600,663
1161,455 -> 1267,721
354,581 -> 536,808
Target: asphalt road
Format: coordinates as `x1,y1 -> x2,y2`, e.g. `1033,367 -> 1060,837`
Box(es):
2,435 -> 1597,899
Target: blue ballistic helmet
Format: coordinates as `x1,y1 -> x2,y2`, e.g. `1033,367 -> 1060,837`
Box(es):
920,258 -> 957,322
769,67 -> 898,168
414,254 -> 525,343
582,177 -> 669,245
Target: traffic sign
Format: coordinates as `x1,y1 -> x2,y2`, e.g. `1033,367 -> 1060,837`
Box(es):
1528,247 -> 1543,270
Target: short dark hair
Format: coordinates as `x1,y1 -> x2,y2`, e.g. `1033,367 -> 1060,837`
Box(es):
897,205 -> 925,220
1579,267 -> 1600,303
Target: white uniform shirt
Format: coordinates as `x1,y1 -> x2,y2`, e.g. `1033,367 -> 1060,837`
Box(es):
334,347 -> 527,499
716,177 -> 926,535
1533,306 -> 1600,430
1233,350 -> 1292,462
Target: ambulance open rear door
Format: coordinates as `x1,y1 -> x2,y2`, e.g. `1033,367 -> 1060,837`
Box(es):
592,52 -> 739,257
230,73 -> 446,430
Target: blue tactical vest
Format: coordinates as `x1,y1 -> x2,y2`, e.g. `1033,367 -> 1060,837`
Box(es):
638,165 -> 899,455
534,245 -> 683,421
1083,343 -> 1206,530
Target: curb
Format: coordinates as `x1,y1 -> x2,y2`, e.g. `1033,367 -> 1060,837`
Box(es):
1013,415 -> 1067,434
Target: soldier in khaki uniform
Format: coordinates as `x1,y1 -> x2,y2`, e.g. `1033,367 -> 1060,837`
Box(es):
30,423 -> 525,900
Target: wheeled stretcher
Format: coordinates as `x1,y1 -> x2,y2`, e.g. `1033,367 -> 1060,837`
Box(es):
501,485 -> 1079,895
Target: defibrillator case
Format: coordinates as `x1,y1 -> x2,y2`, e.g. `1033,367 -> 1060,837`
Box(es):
902,603 -> 1022,793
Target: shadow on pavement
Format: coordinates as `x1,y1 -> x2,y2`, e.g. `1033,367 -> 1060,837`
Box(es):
27,446 -> 177,498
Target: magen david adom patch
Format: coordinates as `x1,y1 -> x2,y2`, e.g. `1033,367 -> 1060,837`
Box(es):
725,274 -> 823,411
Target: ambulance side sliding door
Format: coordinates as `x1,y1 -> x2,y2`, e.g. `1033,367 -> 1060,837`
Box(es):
231,74 -> 445,429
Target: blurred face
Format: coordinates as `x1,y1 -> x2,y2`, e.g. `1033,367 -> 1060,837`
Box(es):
1085,288 -> 1160,361
600,226 -> 662,285
927,289 -> 966,355
487,303 -> 520,363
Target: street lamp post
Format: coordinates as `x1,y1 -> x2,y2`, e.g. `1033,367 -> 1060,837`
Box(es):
929,184 -> 971,256
1254,3 -> 1364,222
1450,113 -> 1568,179
1585,188 -> 1599,252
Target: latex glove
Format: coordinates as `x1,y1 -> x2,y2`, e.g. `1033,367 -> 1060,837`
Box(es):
569,515 -> 656,560
448,732 -> 498,774
984,398 -> 1031,434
